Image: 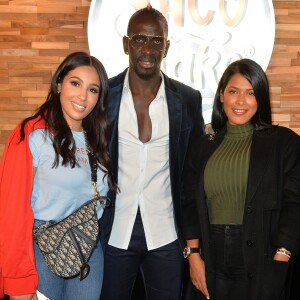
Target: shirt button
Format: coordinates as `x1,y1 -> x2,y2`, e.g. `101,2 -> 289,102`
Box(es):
247,272 -> 253,279
246,206 -> 252,214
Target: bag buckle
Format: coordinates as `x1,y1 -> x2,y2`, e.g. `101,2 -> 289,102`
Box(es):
79,263 -> 90,281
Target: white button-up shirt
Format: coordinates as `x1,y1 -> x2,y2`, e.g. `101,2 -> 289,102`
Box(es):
108,71 -> 177,250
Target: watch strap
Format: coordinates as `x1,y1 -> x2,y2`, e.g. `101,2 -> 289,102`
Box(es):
183,246 -> 201,258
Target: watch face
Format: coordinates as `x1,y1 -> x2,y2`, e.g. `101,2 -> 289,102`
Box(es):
183,247 -> 191,258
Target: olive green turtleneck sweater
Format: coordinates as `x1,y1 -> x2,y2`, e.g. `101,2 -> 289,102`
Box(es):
204,122 -> 254,224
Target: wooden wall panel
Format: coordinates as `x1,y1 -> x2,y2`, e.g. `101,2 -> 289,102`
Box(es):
269,1 -> 300,134
0,0 -> 300,158
0,0 -> 90,157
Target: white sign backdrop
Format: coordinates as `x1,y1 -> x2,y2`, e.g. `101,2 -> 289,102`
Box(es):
88,0 -> 275,124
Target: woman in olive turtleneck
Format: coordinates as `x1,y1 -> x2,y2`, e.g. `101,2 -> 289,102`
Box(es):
182,59 -> 300,300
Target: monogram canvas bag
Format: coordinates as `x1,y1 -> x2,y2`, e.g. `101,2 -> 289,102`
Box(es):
33,197 -> 102,279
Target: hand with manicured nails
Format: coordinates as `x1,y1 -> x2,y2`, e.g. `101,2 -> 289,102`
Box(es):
189,254 -> 210,299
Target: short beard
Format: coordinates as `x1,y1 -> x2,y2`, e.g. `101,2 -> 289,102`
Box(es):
134,64 -> 157,80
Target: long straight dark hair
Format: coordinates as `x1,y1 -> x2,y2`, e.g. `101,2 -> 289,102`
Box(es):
211,58 -> 273,132
20,51 -> 118,192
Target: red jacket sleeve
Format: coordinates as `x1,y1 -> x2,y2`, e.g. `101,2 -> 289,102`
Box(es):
0,118 -> 46,297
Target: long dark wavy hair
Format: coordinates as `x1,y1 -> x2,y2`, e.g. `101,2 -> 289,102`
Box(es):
211,58 -> 273,132
20,51 -> 118,192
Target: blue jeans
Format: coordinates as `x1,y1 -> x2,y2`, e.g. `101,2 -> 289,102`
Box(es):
211,224 -> 247,300
34,221 -> 104,300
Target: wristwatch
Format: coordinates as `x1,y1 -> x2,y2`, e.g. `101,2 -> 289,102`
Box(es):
183,246 -> 201,258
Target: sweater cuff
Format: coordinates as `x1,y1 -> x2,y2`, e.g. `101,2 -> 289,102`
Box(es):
4,274 -> 38,296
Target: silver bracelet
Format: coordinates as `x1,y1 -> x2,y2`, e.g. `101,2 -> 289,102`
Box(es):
276,247 -> 291,258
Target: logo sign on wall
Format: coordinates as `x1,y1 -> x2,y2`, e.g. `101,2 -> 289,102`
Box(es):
88,0 -> 275,124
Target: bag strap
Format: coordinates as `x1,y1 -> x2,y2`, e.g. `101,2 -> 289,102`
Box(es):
84,131 -> 110,208
85,132 -> 97,183
83,130 -> 99,198
87,151 -> 100,199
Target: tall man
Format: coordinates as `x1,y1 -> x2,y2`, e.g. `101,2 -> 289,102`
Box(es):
100,4 -> 205,300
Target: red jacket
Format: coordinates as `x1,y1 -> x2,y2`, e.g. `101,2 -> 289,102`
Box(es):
0,117 -> 47,298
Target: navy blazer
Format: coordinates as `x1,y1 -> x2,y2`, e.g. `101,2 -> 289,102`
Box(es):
100,69 -> 205,250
